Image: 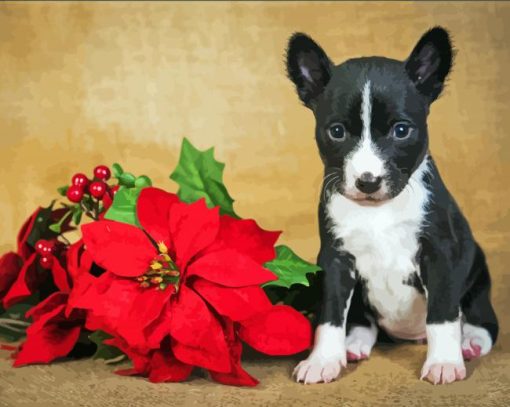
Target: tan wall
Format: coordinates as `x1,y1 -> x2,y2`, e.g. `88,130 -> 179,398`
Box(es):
1,1 -> 509,262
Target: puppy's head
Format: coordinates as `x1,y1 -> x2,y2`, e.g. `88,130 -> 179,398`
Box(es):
286,27 -> 454,204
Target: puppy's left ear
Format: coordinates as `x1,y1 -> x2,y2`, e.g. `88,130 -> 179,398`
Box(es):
286,33 -> 333,109
405,26 -> 454,102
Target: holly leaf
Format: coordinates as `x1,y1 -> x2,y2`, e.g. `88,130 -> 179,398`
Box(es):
89,330 -> 126,364
104,186 -> 143,227
57,185 -> 69,197
72,206 -> 83,225
263,245 -> 321,289
170,138 -> 237,218
26,201 -> 58,247
112,163 -> 124,178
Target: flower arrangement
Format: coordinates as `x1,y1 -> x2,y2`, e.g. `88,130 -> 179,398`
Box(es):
0,139 -> 321,386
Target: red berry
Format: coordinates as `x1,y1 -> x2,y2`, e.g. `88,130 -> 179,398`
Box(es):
94,165 -> 111,181
89,181 -> 107,199
39,256 -> 53,269
35,239 -> 48,254
71,173 -> 89,188
67,185 -> 84,203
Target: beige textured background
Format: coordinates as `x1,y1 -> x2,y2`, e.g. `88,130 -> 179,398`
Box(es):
0,2 -> 509,406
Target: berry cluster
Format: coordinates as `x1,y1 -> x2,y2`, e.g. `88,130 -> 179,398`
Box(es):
35,239 -> 56,269
66,165 -> 112,203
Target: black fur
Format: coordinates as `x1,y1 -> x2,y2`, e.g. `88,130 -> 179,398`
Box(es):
286,26 -> 498,346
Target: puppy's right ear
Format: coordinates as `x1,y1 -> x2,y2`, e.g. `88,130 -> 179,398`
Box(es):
286,33 -> 333,109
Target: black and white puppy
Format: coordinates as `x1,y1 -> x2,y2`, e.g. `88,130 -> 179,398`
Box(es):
286,27 -> 498,385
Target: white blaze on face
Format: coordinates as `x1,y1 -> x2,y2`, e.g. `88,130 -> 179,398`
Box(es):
344,80 -> 386,194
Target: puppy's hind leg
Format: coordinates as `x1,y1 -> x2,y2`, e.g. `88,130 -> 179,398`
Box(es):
461,243 -> 498,360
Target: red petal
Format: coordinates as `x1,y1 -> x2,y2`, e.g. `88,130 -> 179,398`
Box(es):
66,240 -> 93,285
13,304 -> 81,366
192,279 -> 272,321
187,248 -> 276,287
137,188 -> 179,248
0,252 -> 22,299
207,216 -> 281,264
2,253 -> 39,309
81,220 -> 156,277
171,340 -> 230,373
238,305 -> 312,355
149,347 -> 193,383
50,256 -> 71,293
26,292 -> 69,322
104,337 -> 151,375
209,320 -> 258,386
16,208 -> 41,260
169,200 -> 219,270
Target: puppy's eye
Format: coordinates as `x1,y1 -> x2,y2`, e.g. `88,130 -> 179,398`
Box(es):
327,123 -> 346,141
392,122 -> 413,139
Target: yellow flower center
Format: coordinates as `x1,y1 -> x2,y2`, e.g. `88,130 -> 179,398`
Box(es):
136,242 -> 180,291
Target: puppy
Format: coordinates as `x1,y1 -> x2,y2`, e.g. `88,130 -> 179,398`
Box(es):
286,27 -> 498,385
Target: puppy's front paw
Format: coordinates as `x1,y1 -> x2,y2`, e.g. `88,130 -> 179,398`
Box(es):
293,355 -> 345,384
420,362 -> 466,385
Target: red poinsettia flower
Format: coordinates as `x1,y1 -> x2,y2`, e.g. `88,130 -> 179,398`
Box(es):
69,187 -> 312,386
12,240 -> 90,366
1,208 -> 74,309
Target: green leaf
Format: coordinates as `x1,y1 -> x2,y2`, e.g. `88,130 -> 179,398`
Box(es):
134,175 -> 152,188
26,201 -> 58,247
263,245 -> 321,289
104,186 -> 143,226
48,223 -> 61,233
0,301 -> 37,342
112,163 -> 124,178
118,172 -> 136,188
72,206 -> 83,225
170,138 -> 237,218
89,330 -> 126,363
57,185 -> 69,197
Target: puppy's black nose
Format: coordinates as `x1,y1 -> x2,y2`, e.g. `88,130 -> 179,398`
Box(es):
355,172 -> 382,194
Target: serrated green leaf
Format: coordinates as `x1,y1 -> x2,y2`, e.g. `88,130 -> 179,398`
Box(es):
169,138 -> 237,218
119,172 -> 136,188
112,163 -> 124,178
57,185 -> 69,196
263,245 -> 321,289
104,186 -> 143,226
89,330 -> 126,363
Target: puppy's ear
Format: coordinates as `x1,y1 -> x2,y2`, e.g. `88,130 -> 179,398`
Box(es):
405,26 -> 454,102
286,33 -> 333,109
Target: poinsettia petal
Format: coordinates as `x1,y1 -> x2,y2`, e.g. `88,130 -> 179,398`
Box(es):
238,305 -> 312,355
169,200 -> 219,270
104,337 -> 151,375
144,301 -> 172,349
0,252 -> 22,299
82,220 -> 156,277
187,248 -> 276,287
192,279 -> 272,321
206,216 -> 281,264
13,303 -> 81,366
171,340 -> 230,373
26,292 -> 68,322
137,187 -> 179,248
208,320 -> 259,386
149,346 -> 194,383
16,208 -> 41,260
2,253 -> 38,309
50,256 -> 71,293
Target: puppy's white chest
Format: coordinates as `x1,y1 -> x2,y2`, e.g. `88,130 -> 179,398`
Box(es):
326,169 -> 430,339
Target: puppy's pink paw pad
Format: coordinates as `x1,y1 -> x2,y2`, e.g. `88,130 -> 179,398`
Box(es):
462,342 -> 481,361
347,351 -> 368,362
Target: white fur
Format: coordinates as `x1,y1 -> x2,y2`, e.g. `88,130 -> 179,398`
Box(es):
294,291 -> 353,383
346,324 -> 378,357
462,322 -> 493,355
344,80 -> 387,194
326,157 -> 431,340
423,319 -> 464,370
